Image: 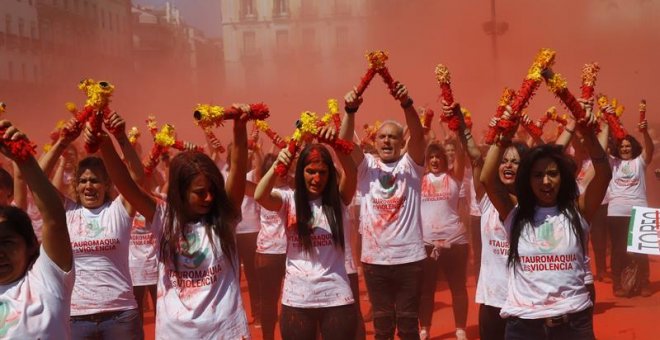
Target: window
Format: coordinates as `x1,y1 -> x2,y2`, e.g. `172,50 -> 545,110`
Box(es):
275,30 -> 288,52
300,1 -> 316,18
18,18 -> 24,37
242,31 -> 256,56
273,0 -> 288,16
5,15 -> 12,35
336,26 -> 348,48
241,0 -> 256,18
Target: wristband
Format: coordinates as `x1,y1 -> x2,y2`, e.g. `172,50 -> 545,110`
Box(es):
565,127 -> 575,134
401,98 -> 414,109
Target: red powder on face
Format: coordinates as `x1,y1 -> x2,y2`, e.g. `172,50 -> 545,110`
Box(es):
304,149 -> 323,165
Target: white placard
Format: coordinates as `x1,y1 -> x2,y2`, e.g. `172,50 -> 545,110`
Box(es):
627,206 -> 660,255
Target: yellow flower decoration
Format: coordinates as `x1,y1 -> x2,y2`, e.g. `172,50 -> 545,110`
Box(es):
78,79 -> 114,109
55,119 -> 67,130
546,73 -> 567,93
435,64 -> 451,85
327,99 -> 339,115
128,127 -> 140,145
43,143 -> 52,153
461,107 -> 471,119
367,50 -> 388,70
527,48 -> 556,81
194,104 -> 225,128
581,63 -> 600,87
597,94 -> 609,108
299,111 -> 319,135
255,120 -> 270,131
155,124 -> 176,147
65,102 -> 78,114
499,88 -> 514,107
0,102 -> 6,115
615,104 -> 624,118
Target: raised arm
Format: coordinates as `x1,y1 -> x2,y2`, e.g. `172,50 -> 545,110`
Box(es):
224,106 -> 249,209
105,112 -> 147,187
396,83 -> 425,166
554,116 -> 577,148
0,121 -> 71,271
480,111 -> 518,220
340,88 -> 365,166
254,149 -> 288,212
639,120 -> 654,165
319,126 -> 356,205
92,129 -> 157,222
577,103 -> 612,222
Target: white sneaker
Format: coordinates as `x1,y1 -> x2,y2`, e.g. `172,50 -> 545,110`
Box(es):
419,327 -> 429,340
456,328 -> 467,340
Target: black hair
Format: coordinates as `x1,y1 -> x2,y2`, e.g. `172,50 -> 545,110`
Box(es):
0,206 -> 39,269
0,167 -> 14,193
507,144 -> 586,269
293,144 -> 345,253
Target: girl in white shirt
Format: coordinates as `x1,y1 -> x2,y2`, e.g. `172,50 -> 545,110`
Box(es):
93,106 -> 251,339
606,120 -> 654,297
0,121 -> 74,339
419,141 -> 469,340
482,120 -> 611,340
255,139 -> 358,340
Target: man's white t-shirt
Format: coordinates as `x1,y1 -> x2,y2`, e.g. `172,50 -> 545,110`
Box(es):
280,191 -> 354,308
153,203 -> 250,339
357,153 -> 426,265
0,247 -> 74,339
500,206 -> 594,319
66,197 -> 137,316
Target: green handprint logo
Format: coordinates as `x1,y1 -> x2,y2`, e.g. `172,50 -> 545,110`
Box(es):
537,221 -> 560,253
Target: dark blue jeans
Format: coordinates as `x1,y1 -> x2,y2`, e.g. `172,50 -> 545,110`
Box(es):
479,304 -> 505,340
70,308 -> 143,340
504,307 -> 594,340
362,260 -> 424,340
280,303 -> 357,340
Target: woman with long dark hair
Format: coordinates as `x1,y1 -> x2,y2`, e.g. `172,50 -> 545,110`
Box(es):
89,106 -> 251,338
482,112 -> 611,339
254,136 -> 357,339
606,119 -> 654,297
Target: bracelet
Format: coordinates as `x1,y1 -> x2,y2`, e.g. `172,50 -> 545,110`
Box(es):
345,106 -> 358,114
401,98 -> 414,109
565,127 -> 575,134
464,133 -> 473,141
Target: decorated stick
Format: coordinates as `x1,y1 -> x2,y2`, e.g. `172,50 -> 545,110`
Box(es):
639,99 -> 647,125
64,79 -> 117,153
355,51 -> 389,96
461,107 -> 473,129
580,63 -> 600,100
435,64 -> 462,131
596,94 -> 627,140
203,127 -> 226,153
321,99 -> 341,130
144,123 -> 203,175
193,103 -> 270,129
0,102 -> 37,161
146,116 -> 158,136
373,52 -> 397,94
520,112 -> 543,138
248,123 -> 260,151
485,88 -> 515,145
255,120 -> 286,149
127,127 -> 140,146
419,108 -> 434,130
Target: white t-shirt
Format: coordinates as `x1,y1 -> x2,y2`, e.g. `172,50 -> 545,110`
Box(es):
357,153 -> 426,265
466,167 -> 481,217
66,197 -> 137,316
236,170 -> 260,234
153,203 -> 250,339
129,212 -> 159,286
500,206 -> 593,319
420,172 -> 467,245
256,187 -> 290,255
475,195 -> 509,308
280,191 -> 354,308
576,159 -> 592,195
0,247 -> 74,339
607,156 -> 648,216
